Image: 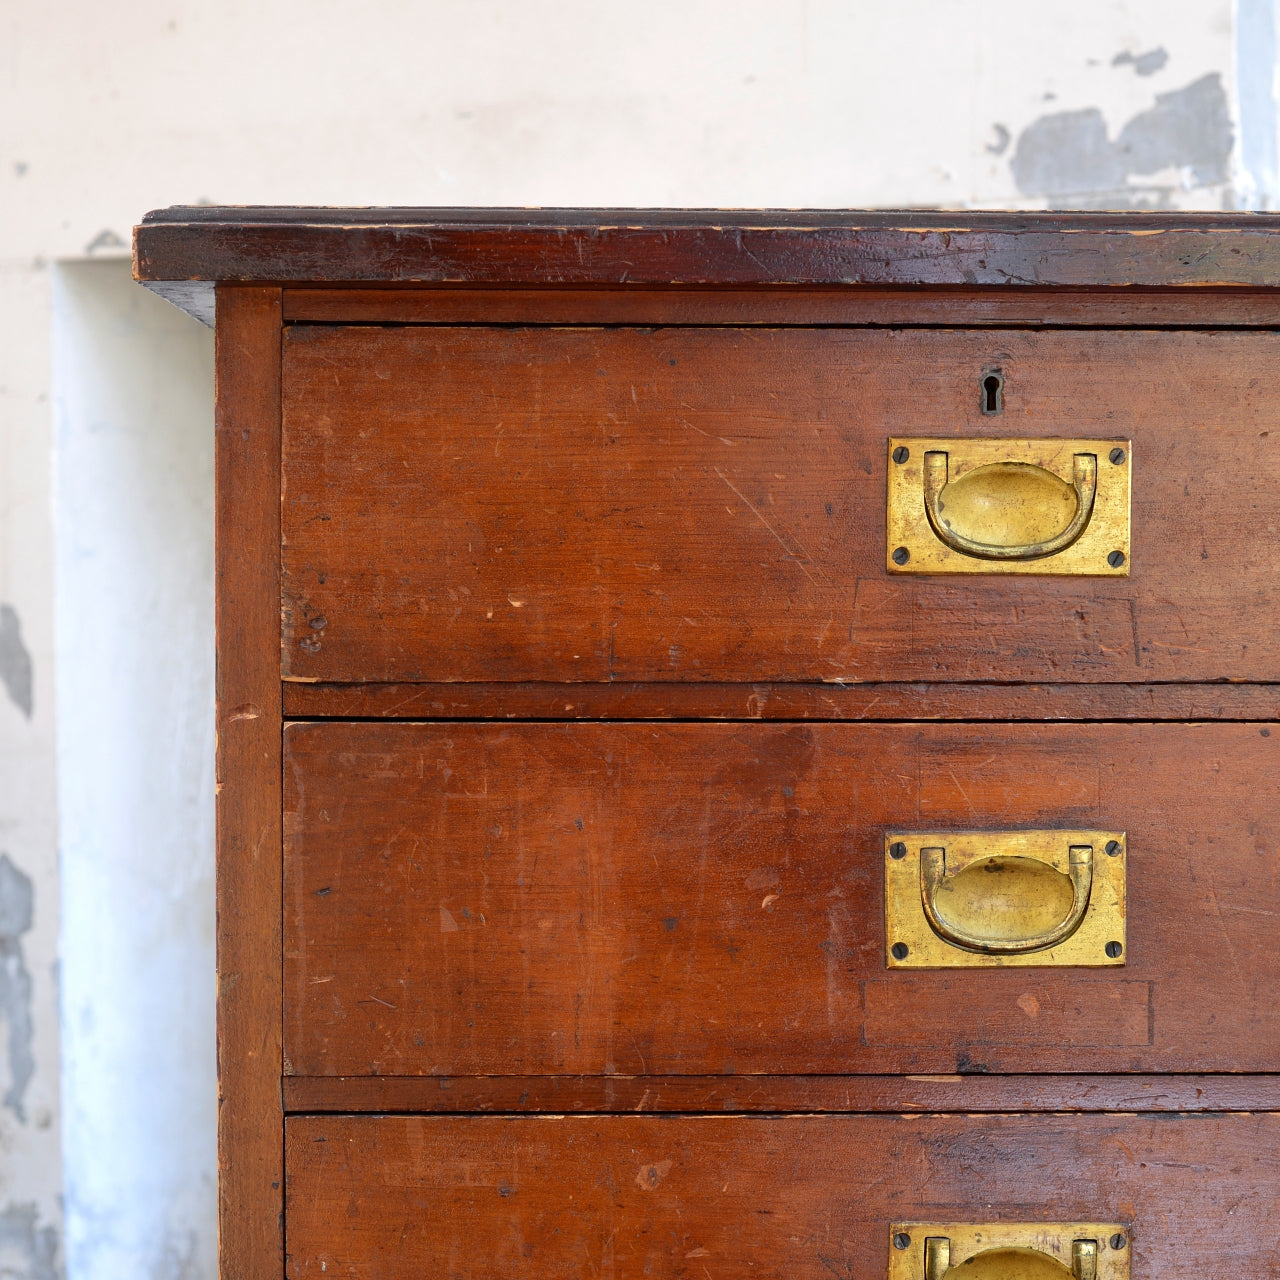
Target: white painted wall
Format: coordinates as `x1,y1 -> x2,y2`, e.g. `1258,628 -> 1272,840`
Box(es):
52,262 -> 216,1280
0,2 -> 1274,1277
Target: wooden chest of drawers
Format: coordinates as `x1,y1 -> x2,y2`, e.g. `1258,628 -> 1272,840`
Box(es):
135,209 -> 1280,1280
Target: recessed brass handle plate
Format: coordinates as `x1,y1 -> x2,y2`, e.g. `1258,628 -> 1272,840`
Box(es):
885,831 -> 1126,969
889,1223 -> 1130,1280
886,437 -> 1131,575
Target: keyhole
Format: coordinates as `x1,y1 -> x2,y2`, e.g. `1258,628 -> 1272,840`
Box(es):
981,371 -> 1004,415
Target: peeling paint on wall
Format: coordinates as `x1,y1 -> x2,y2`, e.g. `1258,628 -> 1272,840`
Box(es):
0,606 -> 33,719
985,123 -> 1011,156
1011,73 -> 1232,206
0,856 -> 35,1121
1112,46 -> 1169,76
0,1202 -> 59,1280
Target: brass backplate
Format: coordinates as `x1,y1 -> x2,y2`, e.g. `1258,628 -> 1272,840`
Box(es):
886,437 -> 1131,574
888,1223 -> 1131,1280
885,830 -> 1126,969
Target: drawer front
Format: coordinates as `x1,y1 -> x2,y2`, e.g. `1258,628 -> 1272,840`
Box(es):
284,1112 -> 1279,1279
283,721 -> 1280,1076
281,325 -> 1280,684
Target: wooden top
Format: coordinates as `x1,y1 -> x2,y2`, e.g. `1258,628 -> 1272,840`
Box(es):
134,207 -> 1280,323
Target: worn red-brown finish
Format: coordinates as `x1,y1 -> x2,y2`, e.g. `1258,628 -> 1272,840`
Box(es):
284,1112 -> 1280,1279
280,325 -> 1280,684
214,286 -> 284,1280
147,208 -> 1280,1279
135,209 -> 1280,328
283,678 -> 1280,721
281,1071 -> 1280,1115
282,284 -> 1280,327
283,720 -> 1280,1076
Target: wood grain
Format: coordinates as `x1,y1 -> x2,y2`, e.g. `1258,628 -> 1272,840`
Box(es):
281,285 -> 1280,327
284,1112 -> 1280,1279
283,721 -> 1280,1076
215,285 -> 284,1280
135,210 -> 1280,316
282,1072 -> 1280,1114
281,325 -> 1280,684
283,679 -> 1280,721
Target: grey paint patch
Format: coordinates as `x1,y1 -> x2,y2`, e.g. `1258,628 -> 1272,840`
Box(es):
1120,73 -> 1232,185
84,229 -> 126,255
0,856 -> 35,1121
0,606 -> 33,719
985,123 -> 1011,156
1112,46 -> 1169,76
0,1202 -> 59,1280
1011,73 -> 1232,206
1012,106 -> 1122,196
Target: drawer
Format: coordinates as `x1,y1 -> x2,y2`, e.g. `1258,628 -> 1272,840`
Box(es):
284,1112 -> 1279,1279
281,325 -> 1280,684
283,721 -> 1280,1077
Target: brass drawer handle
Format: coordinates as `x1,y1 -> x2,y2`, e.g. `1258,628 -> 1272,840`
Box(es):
922,450 -> 1097,561
920,843 -> 1093,955
925,1235 -> 1097,1280
885,437 -> 1129,576
891,1224 -> 1129,1280
884,831 -> 1125,968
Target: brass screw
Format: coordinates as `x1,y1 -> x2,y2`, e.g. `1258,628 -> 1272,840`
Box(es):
1105,840 -> 1122,857
890,842 -> 907,860
1110,1234 -> 1127,1251
892,547 -> 910,565
892,446 -> 910,464
1106,941 -> 1123,958
1109,447 -> 1127,464
1107,550 -> 1126,568
893,1233 -> 912,1250
891,942 -> 909,960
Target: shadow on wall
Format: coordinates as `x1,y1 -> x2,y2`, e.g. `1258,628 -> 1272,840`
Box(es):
53,259 -> 216,1280
1009,73 -> 1232,207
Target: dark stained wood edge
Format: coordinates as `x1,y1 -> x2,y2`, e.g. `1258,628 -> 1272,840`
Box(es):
134,209 -> 1280,324
281,680 -> 1280,723
215,285 -> 283,1280
282,1073 -> 1280,1115
282,285 -> 1280,328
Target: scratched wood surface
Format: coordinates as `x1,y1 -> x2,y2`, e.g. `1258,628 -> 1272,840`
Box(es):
283,679 -> 1280,721
282,284 -> 1280,327
135,210 -> 1280,309
280,325 -> 1280,684
283,720 -> 1280,1077
214,286 -> 284,1280
284,1112 -> 1280,1280
281,1072 -> 1280,1115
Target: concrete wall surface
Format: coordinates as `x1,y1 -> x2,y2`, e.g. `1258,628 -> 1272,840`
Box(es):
1,2 -> 1275,1277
